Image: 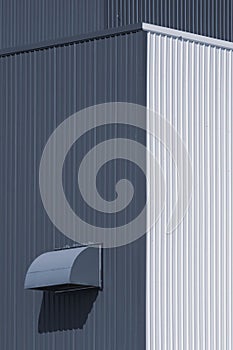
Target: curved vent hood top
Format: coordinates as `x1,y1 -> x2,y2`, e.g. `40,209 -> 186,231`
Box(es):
24,245 -> 102,292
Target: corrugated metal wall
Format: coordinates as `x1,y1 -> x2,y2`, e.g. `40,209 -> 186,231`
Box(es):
108,0 -> 233,42
0,0 -> 107,49
0,30 -> 147,350
0,0 -> 232,50
147,31 -> 233,350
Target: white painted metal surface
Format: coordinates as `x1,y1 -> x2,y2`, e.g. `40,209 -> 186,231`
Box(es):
146,28 -> 233,350
143,23 -> 233,51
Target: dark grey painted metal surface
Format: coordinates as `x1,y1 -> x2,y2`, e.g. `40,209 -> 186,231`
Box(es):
108,0 -> 233,42
0,30 -> 147,349
0,0 -> 108,50
0,0 -> 233,50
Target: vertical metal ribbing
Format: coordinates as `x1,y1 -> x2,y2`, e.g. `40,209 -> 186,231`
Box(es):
147,32 -> 233,350
0,0 -> 107,50
0,31 -> 147,350
107,0 -> 233,42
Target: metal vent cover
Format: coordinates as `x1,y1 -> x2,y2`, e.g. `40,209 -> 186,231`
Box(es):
24,245 -> 102,292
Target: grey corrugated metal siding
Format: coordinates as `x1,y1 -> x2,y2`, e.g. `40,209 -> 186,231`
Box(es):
108,0 -> 233,42
0,0 -> 107,49
1,0 -> 233,50
0,30 -> 147,350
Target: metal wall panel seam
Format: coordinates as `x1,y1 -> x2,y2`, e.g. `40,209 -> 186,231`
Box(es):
2,21 -> 233,59
0,24 -> 143,57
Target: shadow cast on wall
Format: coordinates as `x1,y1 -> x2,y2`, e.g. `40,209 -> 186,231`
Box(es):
38,289 -> 99,333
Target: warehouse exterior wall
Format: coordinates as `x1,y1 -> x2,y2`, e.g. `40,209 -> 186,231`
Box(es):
0,29 -> 147,350
146,28 -> 233,350
0,0 -> 233,50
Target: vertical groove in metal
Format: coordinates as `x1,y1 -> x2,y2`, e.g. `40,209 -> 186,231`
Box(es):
147,32 -> 233,350
0,31 -> 147,350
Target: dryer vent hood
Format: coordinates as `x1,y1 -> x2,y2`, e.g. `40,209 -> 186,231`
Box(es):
24,245 -> 102,292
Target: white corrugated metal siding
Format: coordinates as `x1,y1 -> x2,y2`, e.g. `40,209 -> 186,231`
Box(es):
146,29 -> 233,350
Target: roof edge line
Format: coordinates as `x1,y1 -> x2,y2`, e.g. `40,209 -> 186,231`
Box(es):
142,23 -> 233,50
0,23 -> 143,58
